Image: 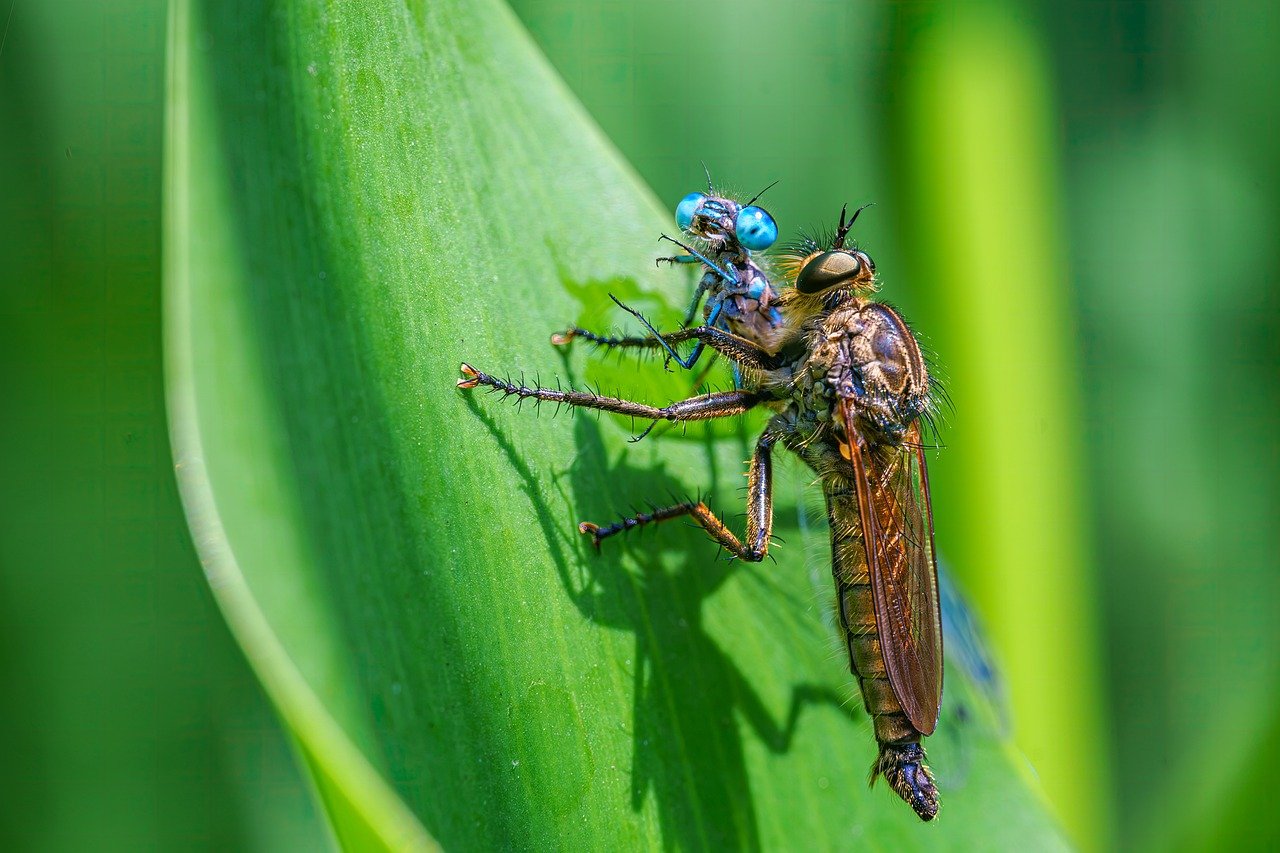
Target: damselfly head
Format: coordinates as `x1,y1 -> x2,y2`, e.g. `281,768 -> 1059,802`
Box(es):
674,191 -> 778,252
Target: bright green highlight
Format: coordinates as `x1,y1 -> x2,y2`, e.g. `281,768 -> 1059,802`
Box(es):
901,9 -> 1110,848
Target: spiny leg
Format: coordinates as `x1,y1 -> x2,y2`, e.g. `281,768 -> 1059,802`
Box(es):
548,280 -> 713,351
551,263 -> 715,350
608,294 -> 786,372
553,239 -> 726,351
457,363 -> 760,424
581,432 -> 777,562
552,297 -> 780,376
549,326 -> 670,349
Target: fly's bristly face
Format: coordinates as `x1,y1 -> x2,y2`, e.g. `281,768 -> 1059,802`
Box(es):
794,247 -> 876,295
783,203 -> 878,297
775,203 -> 879,329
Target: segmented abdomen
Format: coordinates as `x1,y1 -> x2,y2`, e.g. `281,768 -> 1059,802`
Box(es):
827,491 -> 920,748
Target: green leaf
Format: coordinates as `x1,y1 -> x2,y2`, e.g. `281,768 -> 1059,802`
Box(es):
166,0 -> 1070,847
0,0 -> 324,848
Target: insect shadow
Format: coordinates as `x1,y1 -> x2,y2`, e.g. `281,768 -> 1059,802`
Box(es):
462,368 -> 858,851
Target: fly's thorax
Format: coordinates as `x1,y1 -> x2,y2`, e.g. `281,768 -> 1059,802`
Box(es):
768,408 -> 847,488
801,300 -> 930,442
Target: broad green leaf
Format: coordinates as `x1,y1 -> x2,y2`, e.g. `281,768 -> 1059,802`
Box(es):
166,0 -> 1069,847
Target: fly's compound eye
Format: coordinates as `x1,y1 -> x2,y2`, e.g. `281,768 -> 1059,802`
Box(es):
734,205 -> 777,251
795,250 -> 863,294
675,192 -> 707,230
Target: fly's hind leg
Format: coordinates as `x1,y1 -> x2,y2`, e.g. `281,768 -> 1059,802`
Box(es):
581,432 -> 777,562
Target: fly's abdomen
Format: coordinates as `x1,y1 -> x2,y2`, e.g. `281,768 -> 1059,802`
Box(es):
830,503 -> 919,748
828,491 -> 939,820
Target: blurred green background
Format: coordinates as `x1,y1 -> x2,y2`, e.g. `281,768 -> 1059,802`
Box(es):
2,0 -> 1276,850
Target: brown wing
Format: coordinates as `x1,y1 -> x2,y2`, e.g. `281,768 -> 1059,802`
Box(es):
840,401 -> 944,735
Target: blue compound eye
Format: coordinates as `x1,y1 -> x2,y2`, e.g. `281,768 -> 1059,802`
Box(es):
675,192 -> 706,230
735,206 -> 777,251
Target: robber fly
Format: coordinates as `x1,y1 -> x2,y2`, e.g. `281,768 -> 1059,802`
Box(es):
551,173 -> 787,373
457,205 -> 944,821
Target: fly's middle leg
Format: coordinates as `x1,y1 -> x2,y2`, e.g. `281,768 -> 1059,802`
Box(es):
580,433 -> 776,562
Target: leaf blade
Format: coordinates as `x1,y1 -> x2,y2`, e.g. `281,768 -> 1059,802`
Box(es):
167,0 -> 1070,846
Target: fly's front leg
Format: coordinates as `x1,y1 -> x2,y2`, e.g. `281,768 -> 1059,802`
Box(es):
611,295 -> 724,370
458,363 -> 760,424
581,432 -> 777,562
548,282 -> 708,352
549,326 -> 669,349
617,317 -> 783,373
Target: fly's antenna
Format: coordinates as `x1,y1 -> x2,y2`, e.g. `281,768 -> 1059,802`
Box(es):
701,161 -> 714,194
833,202 -> 874,249
833,204 -> 851,248
745,179 -> 780,208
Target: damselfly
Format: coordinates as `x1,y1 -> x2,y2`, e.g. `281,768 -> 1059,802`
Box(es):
552,173 -> 786,374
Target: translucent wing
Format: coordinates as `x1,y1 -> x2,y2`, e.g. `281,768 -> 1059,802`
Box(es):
841,402 -> 944,735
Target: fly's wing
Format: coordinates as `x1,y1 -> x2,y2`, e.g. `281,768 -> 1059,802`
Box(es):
840,401 -> 944,735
